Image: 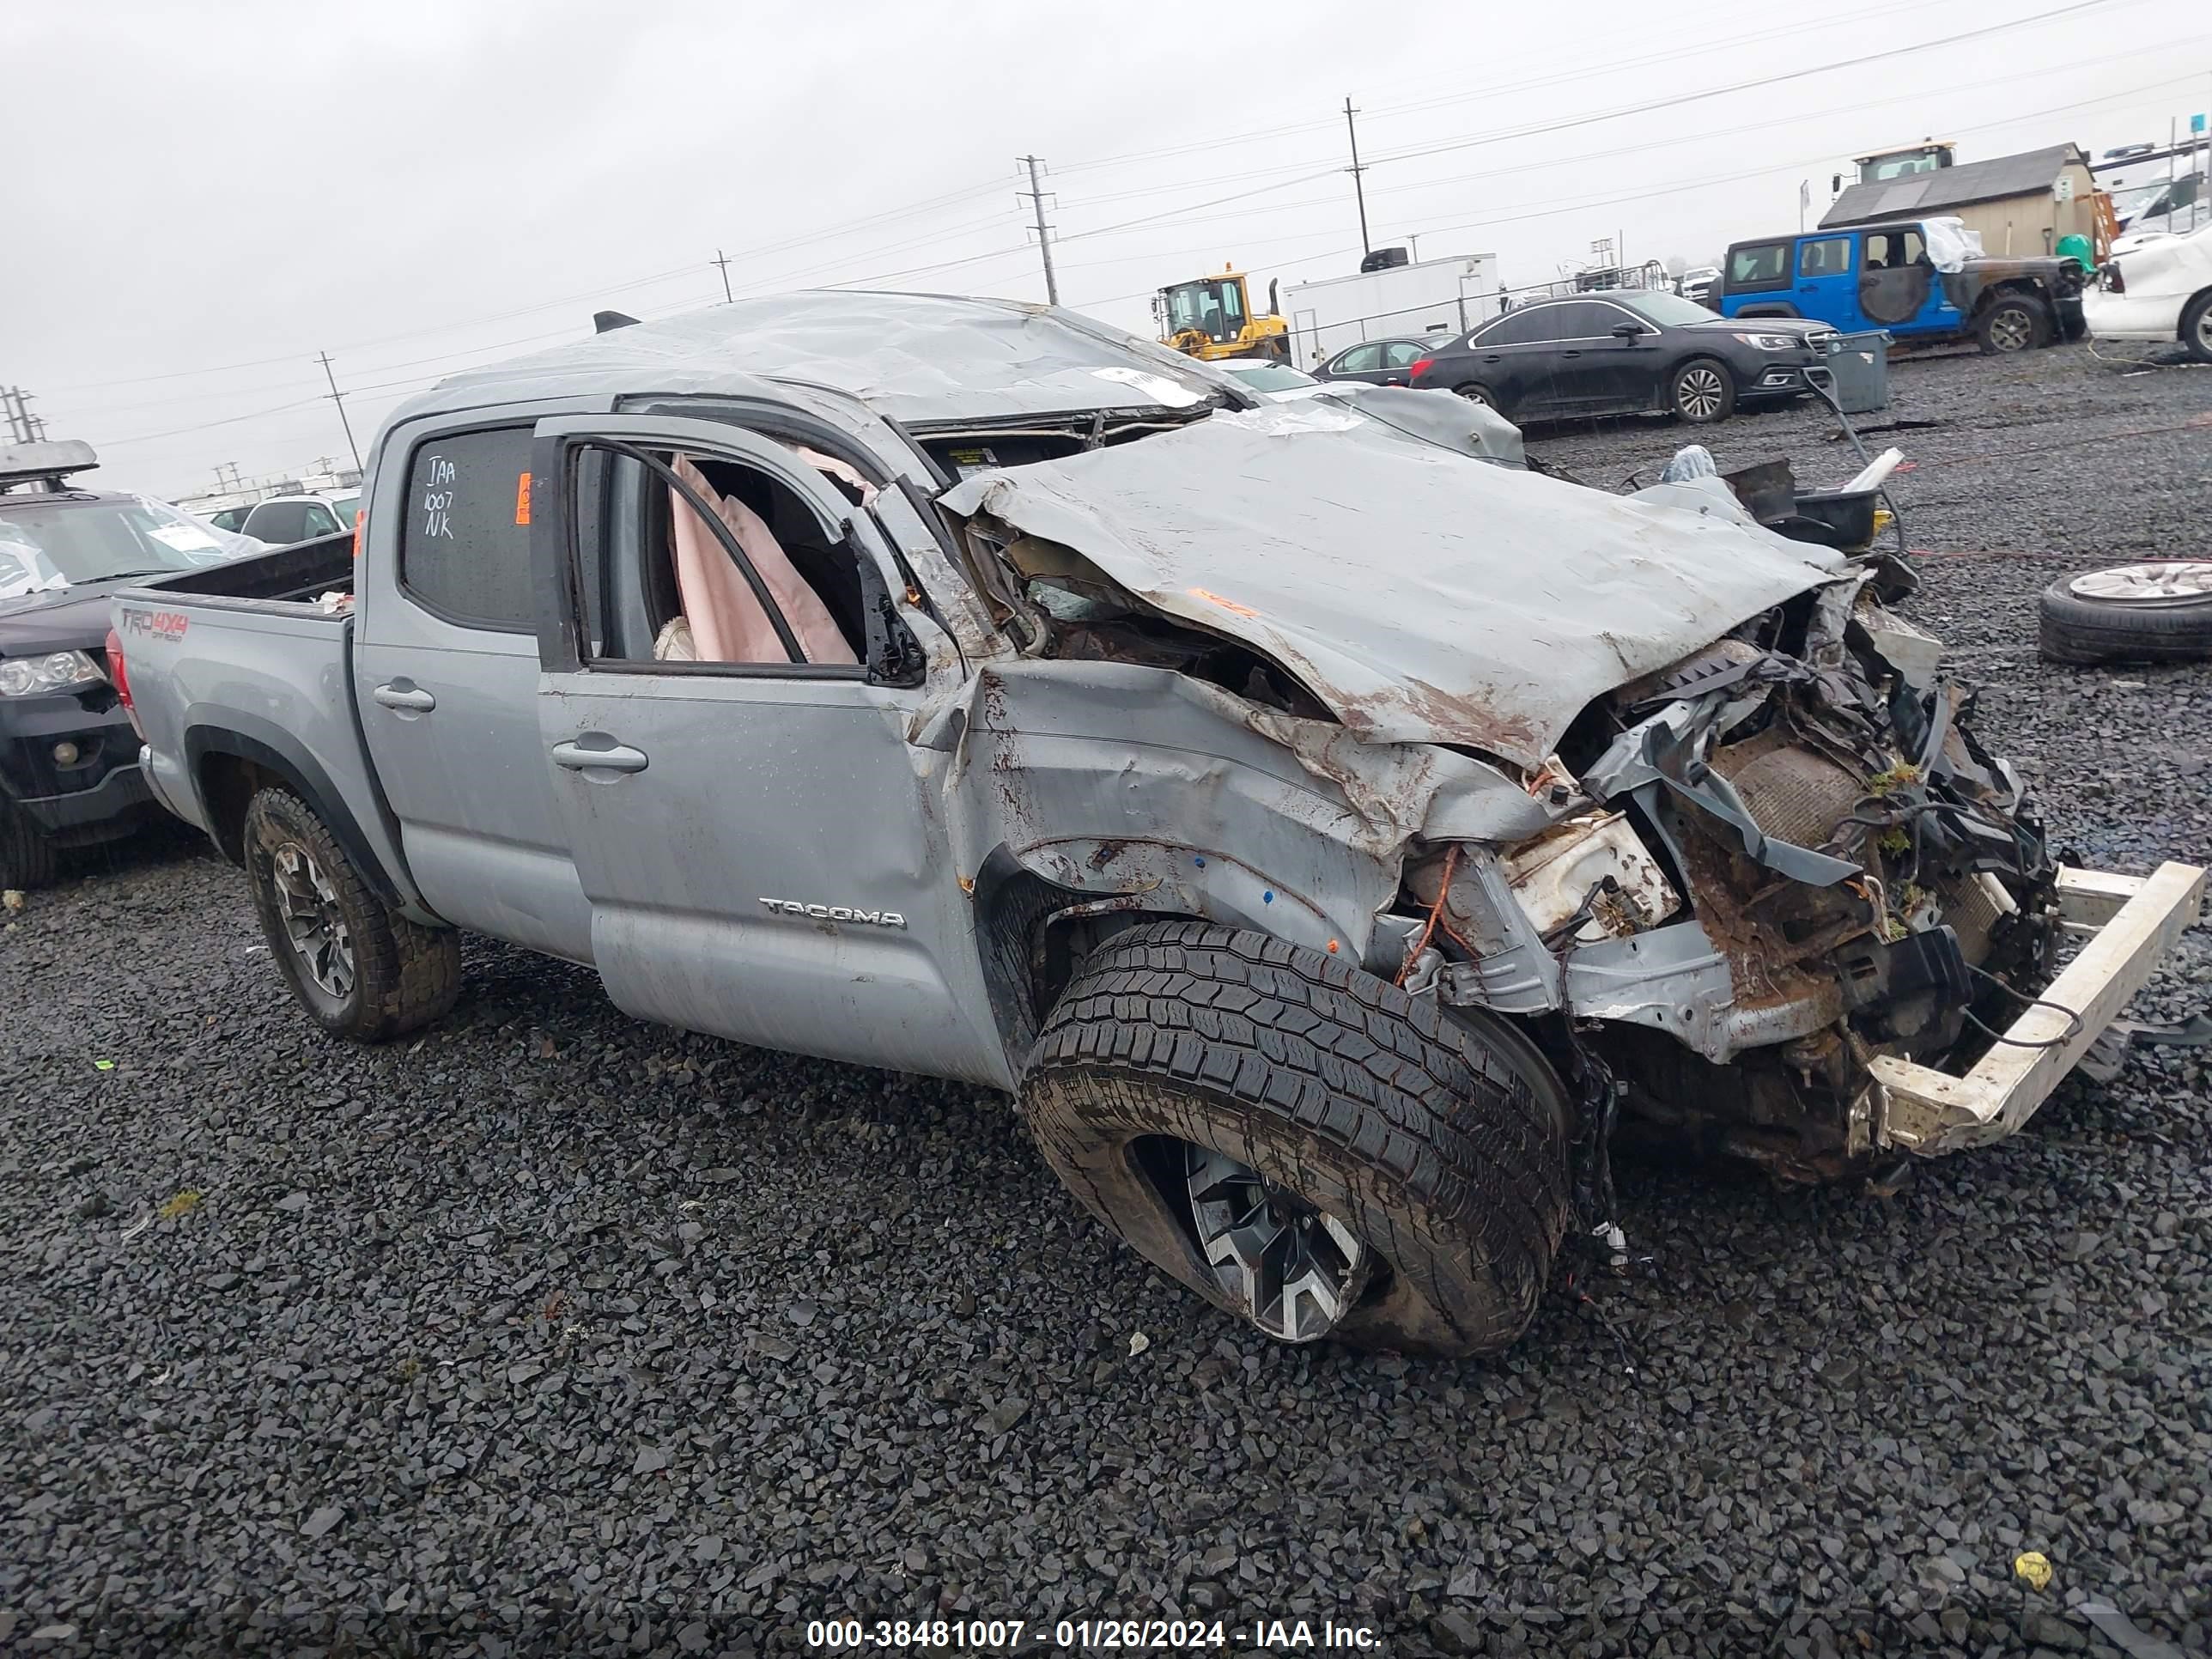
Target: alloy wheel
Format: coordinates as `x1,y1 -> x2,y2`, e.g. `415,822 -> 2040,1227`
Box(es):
1675,365 -> 1726,420
2069,562 -> 2212,604
1986,306 -> 2034,352
2195,307 -> 2212,356
271,842 -> 356,999
1184,1145 -> 1370,1341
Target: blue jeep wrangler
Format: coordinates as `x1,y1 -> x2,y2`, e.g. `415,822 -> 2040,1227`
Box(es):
1717,220 -> 2086,353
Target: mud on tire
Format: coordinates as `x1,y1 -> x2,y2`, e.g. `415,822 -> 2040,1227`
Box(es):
1021,921 -> 1574,1356
242,787 -> 461,1042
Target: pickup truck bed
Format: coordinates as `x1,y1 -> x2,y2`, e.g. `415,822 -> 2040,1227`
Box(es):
117,532 -> 416,914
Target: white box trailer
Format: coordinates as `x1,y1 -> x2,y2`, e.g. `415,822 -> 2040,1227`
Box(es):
1280,254 -> 1501,367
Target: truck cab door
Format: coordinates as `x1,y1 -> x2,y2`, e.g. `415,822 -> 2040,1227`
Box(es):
524,413 -> 1009,1088
1793,234 -> 1858,327
354,409 -> 600,962
1857,226 -> 1945,331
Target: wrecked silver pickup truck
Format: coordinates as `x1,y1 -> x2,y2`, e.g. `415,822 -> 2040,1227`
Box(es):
115,293 -> 2203,1357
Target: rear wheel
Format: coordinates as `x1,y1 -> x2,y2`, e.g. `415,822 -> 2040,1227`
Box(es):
1976,292 -> 2051,354
1021,921 -> 1574,1356
1453,380 -> 1502,414
242,787 -> 461,1041
0,799 -> 60,892
1669,357 -> 1735,423
2184,291 -> 2212,364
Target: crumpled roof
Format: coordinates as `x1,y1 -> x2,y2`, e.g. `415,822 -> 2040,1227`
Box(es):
940,402 -> 1846,770
391,290 -> 1240,430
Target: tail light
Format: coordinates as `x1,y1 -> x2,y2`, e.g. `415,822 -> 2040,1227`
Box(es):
105,624 -> 142,738
2103,263 -> 2125,294
352,507 -> 366,560
1410,356 -> 1434,380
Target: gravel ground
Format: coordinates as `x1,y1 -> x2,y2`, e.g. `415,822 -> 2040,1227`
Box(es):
3,343 -> 2209,1659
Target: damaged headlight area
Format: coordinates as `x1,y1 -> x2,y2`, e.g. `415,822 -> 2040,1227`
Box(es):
1394,570 -> 2060,1182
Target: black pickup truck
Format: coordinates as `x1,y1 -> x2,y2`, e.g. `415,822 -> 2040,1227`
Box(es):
0,441 -> 262,888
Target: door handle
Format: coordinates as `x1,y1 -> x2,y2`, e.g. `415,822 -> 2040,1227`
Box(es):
551,739 -> 649,774
1483,354 -> 1502,362
1561,349 -> 1583,358
1799,283 -> 1818,292
373,682 -> 436,712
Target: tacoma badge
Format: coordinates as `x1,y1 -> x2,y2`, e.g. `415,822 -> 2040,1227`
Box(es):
757,899 -> 908,927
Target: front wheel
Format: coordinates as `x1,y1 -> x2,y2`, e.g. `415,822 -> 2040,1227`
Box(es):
242,787 -> 461,1041
1669,357 -> 1735,423
2183,291 -> 2212,364
1021,921 -> 1573,1356
1976,293 -> 2051,354
0,799 -> 60,892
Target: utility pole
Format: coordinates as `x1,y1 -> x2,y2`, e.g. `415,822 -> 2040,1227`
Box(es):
315,352 -> 362,474
711,248 -> 734,304
1017,155 -> 1060,305
2,386 -> 37,446
1343,98 -> 1371,256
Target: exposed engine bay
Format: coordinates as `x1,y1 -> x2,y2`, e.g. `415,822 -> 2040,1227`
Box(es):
1397,568 -> 2058,1181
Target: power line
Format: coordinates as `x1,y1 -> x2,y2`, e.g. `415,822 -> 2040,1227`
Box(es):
1365,0 -> 2111,169
1018,155 -> 1060,305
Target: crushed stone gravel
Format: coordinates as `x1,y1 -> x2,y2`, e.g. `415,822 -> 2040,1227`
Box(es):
1,343 -> 2206,1657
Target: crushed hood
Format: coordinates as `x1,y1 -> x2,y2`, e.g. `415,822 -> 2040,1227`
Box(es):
940,403 -> 1845,770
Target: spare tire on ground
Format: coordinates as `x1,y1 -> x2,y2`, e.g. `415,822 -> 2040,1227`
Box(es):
2038,563 -> 2212,665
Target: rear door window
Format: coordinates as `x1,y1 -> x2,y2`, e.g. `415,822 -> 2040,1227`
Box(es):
1728,242 -> 1792,291
1797,237 -> 1852,276
1382,341 -> 1428,368
400,425 -> 538,630
1333,343 -> 1383,373
1863,229 -> 1926,270
244,501 -> 315,544
1471,307 -> 1563,346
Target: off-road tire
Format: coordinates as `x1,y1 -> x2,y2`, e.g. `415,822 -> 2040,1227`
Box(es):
1669,357 -> 1736,424
1975,292 -> 2051,355
242,787 -> 460,1041
0,799 -> 61,892
2183,290 -> 2212,364
1021,921 -> 1574,1356
2039,569 -> 2212,665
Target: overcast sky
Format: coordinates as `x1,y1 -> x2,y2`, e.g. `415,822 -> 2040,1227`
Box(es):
5,0 -> 2205,498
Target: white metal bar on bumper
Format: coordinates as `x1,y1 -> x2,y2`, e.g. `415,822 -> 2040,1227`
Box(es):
1873,862 -> 2207,1155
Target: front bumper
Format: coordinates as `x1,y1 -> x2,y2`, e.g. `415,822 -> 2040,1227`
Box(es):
1740,361 -> 1820,400
1872,862 -> 2207,1156
16,759 -> 156,841
2082,288 -> 2187,343
3,694 -> 154,843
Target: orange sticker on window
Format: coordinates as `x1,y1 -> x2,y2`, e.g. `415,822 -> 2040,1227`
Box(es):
514,471 -> 532,525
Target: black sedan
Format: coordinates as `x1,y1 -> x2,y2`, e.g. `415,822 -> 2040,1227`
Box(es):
1407,292 -> 1832,425
1310,335 -> 1443,387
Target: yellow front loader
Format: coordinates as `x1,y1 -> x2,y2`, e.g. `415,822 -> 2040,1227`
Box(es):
1154,266 -> 1290,362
